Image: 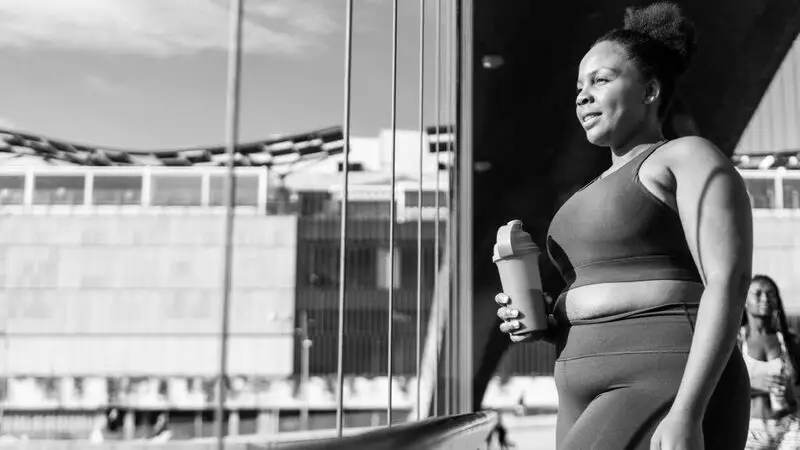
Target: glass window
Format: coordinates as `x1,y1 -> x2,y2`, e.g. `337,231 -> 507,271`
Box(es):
404,190 -> 448,208
376,246 -> 401,289
151,174 -> 202,206
297,191 -> 333,217
743,178 -> 775,209
0,175 -> 25,205
783,178 -> 800,209
347,246 -> 378,288
93,175 -> 143,205
208,173 -> 259,207
349,201 -> 391,219
298,244 -> 378,289
33,175 -> 85,205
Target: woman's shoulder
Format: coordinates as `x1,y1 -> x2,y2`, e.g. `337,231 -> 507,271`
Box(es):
649,136 -> 742,187
659,136 -> 728,164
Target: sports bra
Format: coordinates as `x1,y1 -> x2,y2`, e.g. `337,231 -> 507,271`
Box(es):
546,140 -> 703,294
739,329 -> 797,390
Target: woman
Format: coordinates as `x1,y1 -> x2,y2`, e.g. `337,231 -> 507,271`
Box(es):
741,275 -> 800,449
495,2 -> 753,449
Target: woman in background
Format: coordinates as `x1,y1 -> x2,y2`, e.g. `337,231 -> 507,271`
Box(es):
741,275 -> 800,449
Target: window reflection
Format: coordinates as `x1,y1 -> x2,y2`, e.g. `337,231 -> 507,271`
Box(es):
349,201 -> 392,219
151,174 -> 202,206
404,190 -> 448,208
743,178 -> 775,209
0,175 -> 25,205
33,175 -> 85,205
208,174 -> 259,207
93,175 -> 142,205
783,179 -> 800,209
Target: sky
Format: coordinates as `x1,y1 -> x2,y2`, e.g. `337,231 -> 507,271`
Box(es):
0,0 -> 457,150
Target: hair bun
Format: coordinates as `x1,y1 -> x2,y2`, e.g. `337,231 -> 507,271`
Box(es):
623,2 -> 696,71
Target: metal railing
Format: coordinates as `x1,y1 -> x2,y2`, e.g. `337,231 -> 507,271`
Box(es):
0,0 -> 474,447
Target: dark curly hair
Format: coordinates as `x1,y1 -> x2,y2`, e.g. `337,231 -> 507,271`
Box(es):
595,2 -> 697,117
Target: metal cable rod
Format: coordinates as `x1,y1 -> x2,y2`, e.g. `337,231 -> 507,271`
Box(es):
216,0 -> 244,448
433,0 -> 442,419
445,0 -> 456,415
415,0 -> 427,423
387,0 -> 399,428
335,0 -> 355,438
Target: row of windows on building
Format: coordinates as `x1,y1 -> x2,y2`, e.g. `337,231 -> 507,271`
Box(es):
0,173 -> 450,216
744,176 -> 800,209
0,170 -> 794,210
0,172 -> 262,207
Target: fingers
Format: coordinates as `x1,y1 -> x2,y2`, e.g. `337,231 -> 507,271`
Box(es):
495,292 -> 510,306
499,320 -> 521,334
769,375 -> 785,388
496,306 -> 519,321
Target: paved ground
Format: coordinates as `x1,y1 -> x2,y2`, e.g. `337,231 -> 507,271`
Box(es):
502,424 -> 556,450
494,414 -> 557,450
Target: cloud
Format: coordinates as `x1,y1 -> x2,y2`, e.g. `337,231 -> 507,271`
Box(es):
0,116 -> 22,130
0,0 -> 341,57
84,75 -> 131,95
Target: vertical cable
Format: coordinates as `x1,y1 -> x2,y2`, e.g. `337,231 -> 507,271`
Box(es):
216,0 -> 244,448
0,313 -> 8,429
432,0 -> 442,419
387,0 -> 399,428
454,0 -> 472,412
335,0 -> 355,438
415,0 -> 426,423
441,0 -> 449,416
446,0 -> 457,416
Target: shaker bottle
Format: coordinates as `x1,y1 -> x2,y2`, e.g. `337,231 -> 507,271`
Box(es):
493,220 -> 548,335
768,358 -> 792,414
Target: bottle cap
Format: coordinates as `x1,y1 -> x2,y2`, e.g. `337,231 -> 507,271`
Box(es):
492,220 -> 540,262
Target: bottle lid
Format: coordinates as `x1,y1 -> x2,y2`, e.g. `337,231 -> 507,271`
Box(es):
492,220 -> 539,262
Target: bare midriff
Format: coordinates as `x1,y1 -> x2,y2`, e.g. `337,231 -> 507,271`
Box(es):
750,391 -> 779,419
553,279 -> 705,322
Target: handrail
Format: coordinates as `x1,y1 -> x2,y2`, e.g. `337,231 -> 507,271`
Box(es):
264,411 -> 498,450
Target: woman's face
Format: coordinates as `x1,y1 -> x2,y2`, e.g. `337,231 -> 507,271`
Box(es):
746,279 -> 778,318
575,41 -> 652,147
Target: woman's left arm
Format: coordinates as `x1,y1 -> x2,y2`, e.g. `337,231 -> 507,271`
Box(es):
668,136 -> 753,418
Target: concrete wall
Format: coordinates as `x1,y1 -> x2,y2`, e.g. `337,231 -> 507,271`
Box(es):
0,214 -> 297,377
752,211 -> 800,314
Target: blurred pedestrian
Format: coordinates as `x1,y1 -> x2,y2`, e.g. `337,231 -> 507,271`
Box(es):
740,275 -> 800,449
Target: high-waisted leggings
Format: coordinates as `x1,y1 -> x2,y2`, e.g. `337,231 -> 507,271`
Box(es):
554,303 -> 750,450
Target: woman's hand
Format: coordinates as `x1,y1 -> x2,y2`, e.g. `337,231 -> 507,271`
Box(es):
650,410 -> 704,450
494,292 -> 557,343
749,371 -> 784,393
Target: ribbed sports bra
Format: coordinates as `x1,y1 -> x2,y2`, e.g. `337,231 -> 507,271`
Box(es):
739,329 -> 796,390
546,140 -> 703,293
